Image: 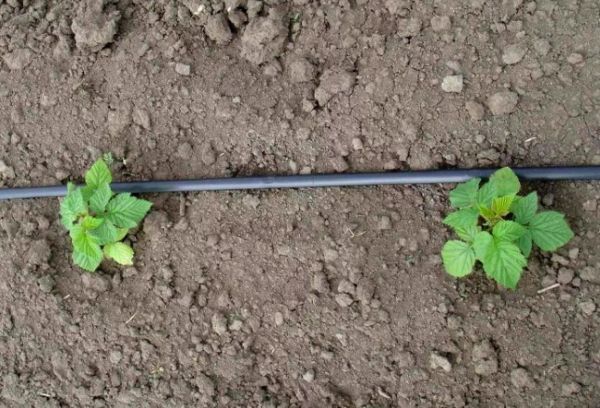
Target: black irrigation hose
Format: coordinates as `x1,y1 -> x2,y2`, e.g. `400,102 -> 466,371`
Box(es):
1,166 -> 600,201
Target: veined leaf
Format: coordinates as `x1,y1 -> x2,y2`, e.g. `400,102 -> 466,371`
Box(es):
441,240 -> 476,277
480,239 -> 527,289
492,220 -> 527,242
81,216 -> 103,230
60,187 -> 86,230
517,229 -> 533,258
90,219 -> 119,245
104,242 -> 134,266
450,178 -> 480,208
455,225 -> 480,243
70,225 -> 103,271
89,183 -> 113,214
443,207 -> 479,230
511,192 -> 538,225
489,167 -> 521,196
85,159 -> 112,189
115,228 -> 129,241
105,193 -> 152,228
491,194 -> 515,217
478,205 -> 497,224
529,211 -> 574,251
473,231 -> 493,261
477,181 -> 497,208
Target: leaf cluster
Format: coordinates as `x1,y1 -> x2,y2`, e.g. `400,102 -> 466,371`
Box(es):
60,159 -> 152,272
441,167 -> 573,289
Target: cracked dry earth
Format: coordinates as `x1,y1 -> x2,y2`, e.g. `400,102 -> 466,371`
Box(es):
1,0 -> 600,407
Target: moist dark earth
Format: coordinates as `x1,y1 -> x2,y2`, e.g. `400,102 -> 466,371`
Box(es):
1,0 -> 600,407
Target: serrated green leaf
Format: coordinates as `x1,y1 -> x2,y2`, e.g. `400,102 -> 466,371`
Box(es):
480,240 -> 527,289
517,229 -> 533,258
60,188 -> 86,230
105,193 -> 153,228
478,205 -> 497,224
115,228 -> 129,241
473,231 -> 493,261
492,220 -> 527,242
511,192 -> 538,225
441,240 -> 476,277
70,225 -> 103,271
81,216 -> 103,230
491,194 -> 515,217
85,159 -> 112,189
67,182 -> 76,194
443,207 -> 479,230
90,219 -> 118,245
103,242 -> 134,266
455,225 -> 480,243
89,183 -> 113,214
529,211 -> 574,251
489,167 -> 521,197
81,185 -> 95,202
449,178 -> 480,208
477,181 -> 497,208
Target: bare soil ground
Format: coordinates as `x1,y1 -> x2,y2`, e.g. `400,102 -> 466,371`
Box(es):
1,0 -> 600,407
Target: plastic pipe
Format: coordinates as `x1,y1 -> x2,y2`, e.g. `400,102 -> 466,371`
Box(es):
0,166 -> 599,201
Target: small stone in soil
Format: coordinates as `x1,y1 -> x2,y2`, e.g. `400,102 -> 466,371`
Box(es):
37,275 -> 56,293
578,300 -> 596,315
175,63 -> 191,76
377,215 -> 392,231
557,268 -> 574,285
566,53 -> 584,66
441,75 -> 463,93
430,352 -> 452,372
335,293 -> 354,308
502,44 -> 527,65
579,266 -> 600,284
465,101 -> 485,120
337,279 -> 355,295
561,382 -> 581,396
511,368 -> 535,389
542,193 -> 554,206
205,13 -> 233,45
302,369 -> 315,382
487,91 -> 518,116
211,313 -> 228,335
274,312 -> 284,326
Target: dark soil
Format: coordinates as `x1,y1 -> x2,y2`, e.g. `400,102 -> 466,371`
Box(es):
1,0 -> 599,407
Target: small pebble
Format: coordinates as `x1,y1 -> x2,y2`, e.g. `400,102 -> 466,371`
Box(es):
211,313 -> 228,335
578,300 -> 596,315
465,101 -> 485,120
487,91 -> 518,116
561,382 -> 581,396
566,53 -> 584,66
542,193 -> 554,206
335,293 -> 354,308
175,63 -> 191,76
302,369 -> 315,382
37,275 -> 55,294
430,352 -> 452,372
377,216 -> 392,231
511,368 -> 535,389
502,44 -> 527,65
557,268 -> 574,285
441,75 -> 463,93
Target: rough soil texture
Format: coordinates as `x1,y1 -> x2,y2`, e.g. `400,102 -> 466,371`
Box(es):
1,0 -> 600,407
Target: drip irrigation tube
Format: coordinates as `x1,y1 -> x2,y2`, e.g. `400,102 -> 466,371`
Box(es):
1,166 -> 599,201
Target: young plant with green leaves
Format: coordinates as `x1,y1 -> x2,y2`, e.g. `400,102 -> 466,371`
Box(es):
60,159 -> 152,272
441,167 -> 573,289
